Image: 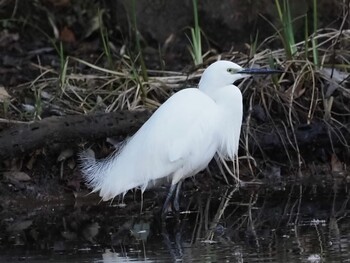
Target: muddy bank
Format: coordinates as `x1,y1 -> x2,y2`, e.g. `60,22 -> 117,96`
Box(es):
1,175 -> 350,260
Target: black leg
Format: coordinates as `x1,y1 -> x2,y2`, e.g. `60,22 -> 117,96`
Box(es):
173,181 -> 183,212
162,184 -> 177,215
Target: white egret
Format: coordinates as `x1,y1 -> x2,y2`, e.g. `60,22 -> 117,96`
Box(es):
80,60 -> 281,212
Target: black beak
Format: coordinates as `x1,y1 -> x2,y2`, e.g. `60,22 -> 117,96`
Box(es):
237,68 -> 284,75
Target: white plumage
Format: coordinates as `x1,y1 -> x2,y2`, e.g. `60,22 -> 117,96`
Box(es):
80,60 -> 277,203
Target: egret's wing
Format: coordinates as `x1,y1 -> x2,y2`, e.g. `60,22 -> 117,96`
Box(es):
142,88 -> 219,163
168,140 -> 186,162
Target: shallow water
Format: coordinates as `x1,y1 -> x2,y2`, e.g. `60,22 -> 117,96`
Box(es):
1,176 -> 350,262
4,220 -> 350,263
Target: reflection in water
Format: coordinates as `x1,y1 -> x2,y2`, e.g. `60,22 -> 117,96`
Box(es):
101,249 -> 154,263
1,176 -> 350,262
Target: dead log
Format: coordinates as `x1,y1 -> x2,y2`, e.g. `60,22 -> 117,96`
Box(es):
0,110 -> 152,159
0,110 -> 349,160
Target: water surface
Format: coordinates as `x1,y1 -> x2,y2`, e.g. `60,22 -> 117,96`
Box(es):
1,175 -> 350,262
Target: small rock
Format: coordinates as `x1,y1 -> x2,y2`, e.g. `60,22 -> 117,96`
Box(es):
7,220 -> 33,232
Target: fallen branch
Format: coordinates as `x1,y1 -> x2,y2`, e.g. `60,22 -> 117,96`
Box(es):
247,121 -> 350,161
0,110 -> 152,159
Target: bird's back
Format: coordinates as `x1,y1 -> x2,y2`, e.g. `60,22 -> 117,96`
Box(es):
80,88 -> 221,201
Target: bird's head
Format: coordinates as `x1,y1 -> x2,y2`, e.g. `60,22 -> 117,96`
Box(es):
199,60 -> 282,94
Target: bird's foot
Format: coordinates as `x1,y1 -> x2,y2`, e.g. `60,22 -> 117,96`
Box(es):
161,182 -> 182,220
161,201 -> 180,219
173,198 -> 180,212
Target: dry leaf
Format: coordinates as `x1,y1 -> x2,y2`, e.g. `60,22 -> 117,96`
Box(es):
4,171 -> 31,182
320,68 -> 349,97
26,156 -> 36,170
85,12 -> 102,38
57,148 -> 74,162
7,220 -> 33,232
284,79 -> 306,101
331,153 -> 343,172
40,90 -> 53,100
0,30 -> 19,47
0,85 -> 11,102
60,26 -> 76,43
22,104 -> 35,113
67,159 -> 76,169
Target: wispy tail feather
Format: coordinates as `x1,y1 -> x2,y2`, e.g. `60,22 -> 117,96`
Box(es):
79,149 -> 104,192
79,147 -> 133,201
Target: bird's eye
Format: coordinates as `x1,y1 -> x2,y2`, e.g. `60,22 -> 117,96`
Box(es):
227,68 -> 236,74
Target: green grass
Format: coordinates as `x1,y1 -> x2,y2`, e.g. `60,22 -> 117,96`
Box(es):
59,41 -> 68,92
311,0 -> 319,68
275,0 -> 297,58
274,0 -> 319,68
98,9 -> 113,69
249,31 -> 259,59
131,0 -> 148,85
188,0 -> 202,66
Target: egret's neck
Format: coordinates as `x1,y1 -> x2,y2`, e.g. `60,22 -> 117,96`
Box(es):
209,84 -> 243,159
213,84 -> 242,104
199,74 -> 224,97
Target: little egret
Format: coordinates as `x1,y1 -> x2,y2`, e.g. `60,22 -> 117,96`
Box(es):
80,60 -> 281,212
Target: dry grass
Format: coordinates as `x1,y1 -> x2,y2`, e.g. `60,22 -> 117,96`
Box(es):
1,19 -> 349,177
238,28 -> 350,171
